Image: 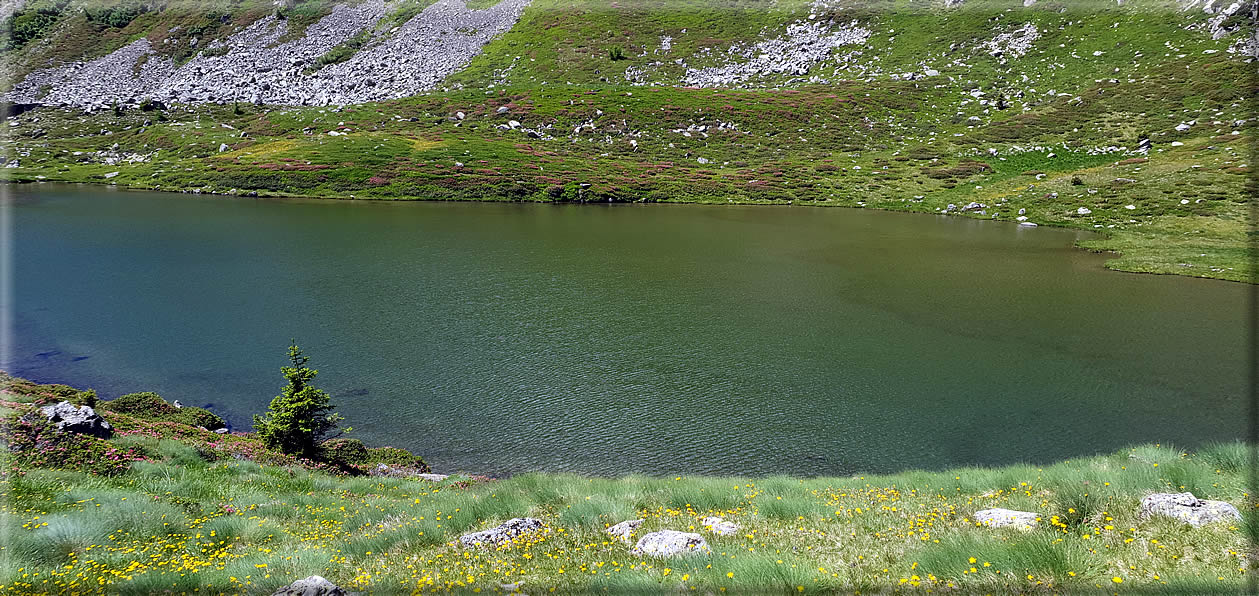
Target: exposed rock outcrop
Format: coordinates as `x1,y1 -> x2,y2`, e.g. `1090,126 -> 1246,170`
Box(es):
39,401 -> 113,439
460,518 -> 545,547
700,516 -> 739,536
4,0 -> 531,109
677,20 -> 870,87
1140,492 -> 1241,526
981,23 -> 1039,61
973,508 -> 1038,528
632,530 -> 711,557
369,463 -> 446,480
606,519 -> 644,543
272,575 -> 346,596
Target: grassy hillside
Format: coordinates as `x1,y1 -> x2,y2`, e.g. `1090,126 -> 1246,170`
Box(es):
0,375 -> 1252,594
1,0 -> 1253,282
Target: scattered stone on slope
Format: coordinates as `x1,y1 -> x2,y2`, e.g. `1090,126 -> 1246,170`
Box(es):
271,575 -> 346,596
981,23 -> 1040,61
973,508 -> 1038,528
700,516 -> 739,536
1140,492 -> 1241,526
606,519 -> 644,543
678,19 -> 870,88
632,530 -> 711,557
369,463 -> 446,480
460,518 -> 545,547
39,401 -> 113,438
4,0 -> 532,108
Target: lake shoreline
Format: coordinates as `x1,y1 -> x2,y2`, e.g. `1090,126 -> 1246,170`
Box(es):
0,372 -> 1249,594
9,177 -> 1234,285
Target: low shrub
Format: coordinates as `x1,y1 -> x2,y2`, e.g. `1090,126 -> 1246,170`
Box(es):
0,375 -> 98,406
366,446 -> 429,473
175,407 -> 227,430
322,437 -> 369,466
101,392 -> 226,430
102,392 -> 174,416
924,160 -> 992,179
1,414 -> 144,476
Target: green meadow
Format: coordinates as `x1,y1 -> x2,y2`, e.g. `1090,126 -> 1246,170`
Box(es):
0,376 -> 1252,594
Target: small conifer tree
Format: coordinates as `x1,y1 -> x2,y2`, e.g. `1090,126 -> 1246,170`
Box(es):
253,343 -> 343,458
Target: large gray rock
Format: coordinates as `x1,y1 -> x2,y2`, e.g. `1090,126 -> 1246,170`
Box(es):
1140,492 -> 1241,527
271,575 -> 345,596
606,519 -> 644,543
40,401 -> 112,438
460,518 -> 544,547
369,463 -> 446,481
973,508 -> 1038,529
632,530 -> 711,557
700,516 -> 739,536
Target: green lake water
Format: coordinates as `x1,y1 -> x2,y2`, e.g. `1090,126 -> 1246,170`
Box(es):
10,185 -> 1249,476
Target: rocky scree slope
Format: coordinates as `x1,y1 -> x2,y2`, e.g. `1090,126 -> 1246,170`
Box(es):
3,0 -> 531,108
2,0 -> 1255,108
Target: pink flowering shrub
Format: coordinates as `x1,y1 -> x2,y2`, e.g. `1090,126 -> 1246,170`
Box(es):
1,415 -> 145,476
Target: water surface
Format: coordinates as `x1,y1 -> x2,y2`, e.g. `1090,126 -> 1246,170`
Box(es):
11,185 -> 1249,476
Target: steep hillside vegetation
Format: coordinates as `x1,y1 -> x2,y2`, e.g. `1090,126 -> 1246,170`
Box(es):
0,0 -> 1254,281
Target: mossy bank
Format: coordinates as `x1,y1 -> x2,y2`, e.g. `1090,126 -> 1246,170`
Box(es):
0,374 -> 1252,594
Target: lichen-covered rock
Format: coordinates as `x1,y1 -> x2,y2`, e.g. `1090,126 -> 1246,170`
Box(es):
700,516 -> 739,536
632,530 -> 711,557
1140,492 -> 1241,527
460,518 -> 544,547
369,463 -> 447,481
606,519 -> 644,543
39,401 -> 112,438
973,508 -> 1038,528
271,575 -> 345,596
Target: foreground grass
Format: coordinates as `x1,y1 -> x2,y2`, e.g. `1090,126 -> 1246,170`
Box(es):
1,443 -> 1250,593
0,378 -> 1252,594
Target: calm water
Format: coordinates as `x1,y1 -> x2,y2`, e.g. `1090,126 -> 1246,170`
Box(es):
10,185 -> 1249,476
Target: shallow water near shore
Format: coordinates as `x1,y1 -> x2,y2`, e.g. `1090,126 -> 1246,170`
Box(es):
10,184 -> 1248,476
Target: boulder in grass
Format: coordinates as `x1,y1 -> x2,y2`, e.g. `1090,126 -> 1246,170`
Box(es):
271,575 -> 345,596
606,519 -> 644,543
632,530 -> 711,557
460,518 -> 544,547
1140,492 -> 1241,527
39,401 -> 112,438
700,516 -> 739,536
973,508 -> 1038,529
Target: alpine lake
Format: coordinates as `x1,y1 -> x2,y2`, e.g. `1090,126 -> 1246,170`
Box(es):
11,185 -> 1248,476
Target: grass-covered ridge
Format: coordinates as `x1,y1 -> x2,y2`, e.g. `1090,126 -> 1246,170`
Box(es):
0,375 -> 1252,593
